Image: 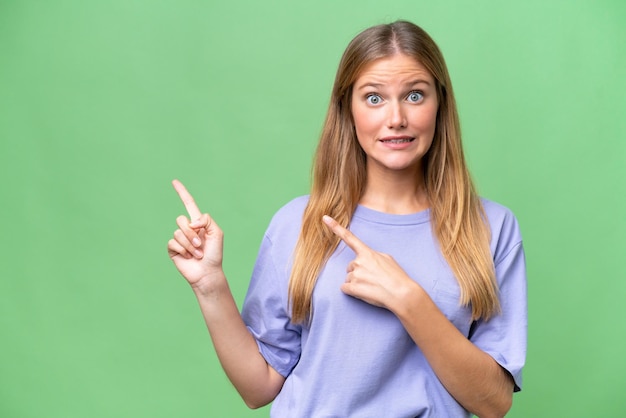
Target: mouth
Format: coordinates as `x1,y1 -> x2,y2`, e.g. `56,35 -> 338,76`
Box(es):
379,136 -> 415,144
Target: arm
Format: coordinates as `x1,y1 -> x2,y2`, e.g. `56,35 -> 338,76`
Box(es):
322,215 -> 514,417
168,180 -> 285,408
393,282 -> 514,417
191,272 -> 285,408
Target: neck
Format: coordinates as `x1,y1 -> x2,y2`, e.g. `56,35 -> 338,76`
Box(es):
359,164 -> 429,214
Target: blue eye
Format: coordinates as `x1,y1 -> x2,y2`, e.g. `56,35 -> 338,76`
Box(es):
407,91 -> 423,103
366,94 -> 382,105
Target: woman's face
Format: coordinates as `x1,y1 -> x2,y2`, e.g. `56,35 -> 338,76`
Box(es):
351,53 -> 439,176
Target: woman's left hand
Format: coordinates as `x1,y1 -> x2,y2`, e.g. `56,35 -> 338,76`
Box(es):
322,215 -> 419,311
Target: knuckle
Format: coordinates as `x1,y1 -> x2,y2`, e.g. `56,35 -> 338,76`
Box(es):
168,239 -> 186,256
176,215 -> 189,227
384,253 -> 395,261
173,229 -> 187,243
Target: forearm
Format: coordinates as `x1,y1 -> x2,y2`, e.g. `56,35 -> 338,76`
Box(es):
394,283 -> 513,417
191,271 -> 284,409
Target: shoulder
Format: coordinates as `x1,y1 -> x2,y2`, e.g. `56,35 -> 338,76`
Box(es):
250,196 -> 309,276
264,195 -> 309,240
481,198 -> 520,231
271,195 -> 310,220
480,198 -> 524,263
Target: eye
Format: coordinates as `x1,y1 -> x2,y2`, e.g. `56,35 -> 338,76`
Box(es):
366,93 -> 382,105
407,91 -> 424,103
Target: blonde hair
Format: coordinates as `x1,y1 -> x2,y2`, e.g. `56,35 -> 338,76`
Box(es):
289,21 -> 499,323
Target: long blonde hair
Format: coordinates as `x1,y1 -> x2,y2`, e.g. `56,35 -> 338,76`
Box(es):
289,21 -> 499,323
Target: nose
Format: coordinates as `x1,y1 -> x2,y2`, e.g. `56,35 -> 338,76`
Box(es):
387,101 -> 407,129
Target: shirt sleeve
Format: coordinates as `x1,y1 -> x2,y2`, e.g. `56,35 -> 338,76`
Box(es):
241,233 -> 302,378
469,238 -> 527,392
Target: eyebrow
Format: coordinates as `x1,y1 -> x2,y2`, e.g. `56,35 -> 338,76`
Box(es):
356,79 -> 432,90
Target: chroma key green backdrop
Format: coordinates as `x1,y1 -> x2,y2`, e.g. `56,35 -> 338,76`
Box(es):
1,1 -> 625,417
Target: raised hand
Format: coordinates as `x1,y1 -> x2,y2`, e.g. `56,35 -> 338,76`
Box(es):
322,215 -> 419,311
168,179 -> 224,289
166,180 -> 286,406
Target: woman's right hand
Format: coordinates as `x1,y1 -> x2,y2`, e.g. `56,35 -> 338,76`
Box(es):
167,179 -> 225,292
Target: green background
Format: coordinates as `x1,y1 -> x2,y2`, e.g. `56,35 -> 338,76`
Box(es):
1,0 -> 625,416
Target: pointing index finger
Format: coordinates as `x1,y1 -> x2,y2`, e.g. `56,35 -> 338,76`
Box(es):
172,179 -> 202,220
322,215 -> 369,255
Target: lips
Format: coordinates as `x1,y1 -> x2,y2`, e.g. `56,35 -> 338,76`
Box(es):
379,136 -> 415,143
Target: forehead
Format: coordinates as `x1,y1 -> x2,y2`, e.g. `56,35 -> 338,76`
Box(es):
354,54 -> 433,86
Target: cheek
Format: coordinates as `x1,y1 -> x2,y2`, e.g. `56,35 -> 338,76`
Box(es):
410,106 -> 438,132
352,106 -> 380,137
351,108 -> 366,138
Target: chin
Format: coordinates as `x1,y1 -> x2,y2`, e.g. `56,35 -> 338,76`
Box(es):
367,154 -> 425,174
378,162 -> 422,173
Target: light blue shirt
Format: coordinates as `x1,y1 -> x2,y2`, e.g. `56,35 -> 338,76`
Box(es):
242,196 -> 527,417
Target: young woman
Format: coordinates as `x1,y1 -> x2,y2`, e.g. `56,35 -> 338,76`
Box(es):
168,20 -> 526,418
